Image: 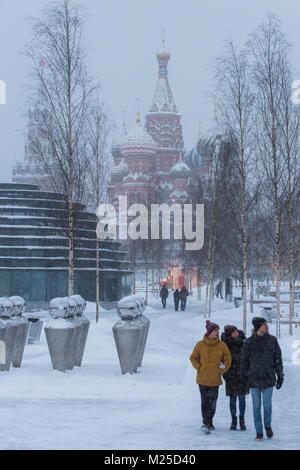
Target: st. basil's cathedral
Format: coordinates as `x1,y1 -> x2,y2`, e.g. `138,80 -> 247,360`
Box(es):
12,40 -> 214,208
11,40 -> 215,290
108,40 -> 212,209
108,40 -> 215,290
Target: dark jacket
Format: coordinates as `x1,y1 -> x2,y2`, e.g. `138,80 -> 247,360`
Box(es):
240,331 -> 284,389
216,282 -> 222,293
221,330 -> 249,396
160,286 -> 168,299
173,290 -> 180,302
180,287 -> 189,300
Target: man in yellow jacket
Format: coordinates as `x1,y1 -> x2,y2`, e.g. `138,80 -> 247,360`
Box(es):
190,320 -> 232,434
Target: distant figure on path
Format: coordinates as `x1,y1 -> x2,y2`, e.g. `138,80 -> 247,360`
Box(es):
179,286 -> 189,311
159,284 -> 169,309
173,289 -> 180,311
216,281 -> 223,299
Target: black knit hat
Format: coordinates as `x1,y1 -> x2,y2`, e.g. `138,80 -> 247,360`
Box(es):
252,316 -> 267,332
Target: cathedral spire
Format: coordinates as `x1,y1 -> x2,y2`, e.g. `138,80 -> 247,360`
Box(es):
136,98 -> 141,124
122,110 -> 127,135
149,34 -> 177,114
157,29 -> 170,69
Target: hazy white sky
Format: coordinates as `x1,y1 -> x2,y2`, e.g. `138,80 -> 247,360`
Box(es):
1,0 -> 300,182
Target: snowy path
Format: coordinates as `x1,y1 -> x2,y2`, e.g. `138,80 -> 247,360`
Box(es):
0,295 -> 299,450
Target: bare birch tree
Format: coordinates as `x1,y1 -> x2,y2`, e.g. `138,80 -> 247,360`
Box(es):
202,134 -> 223,318
86,102 -> 111,322
249,14 -> 289,338
25,0 -> 99,295
277,61 -> 300,335
215,40 -> 254,333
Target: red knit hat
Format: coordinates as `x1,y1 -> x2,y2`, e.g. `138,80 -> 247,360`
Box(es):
206,320 -> 219,336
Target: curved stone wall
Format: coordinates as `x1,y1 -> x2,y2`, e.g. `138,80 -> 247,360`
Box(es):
0,183 -> 132,307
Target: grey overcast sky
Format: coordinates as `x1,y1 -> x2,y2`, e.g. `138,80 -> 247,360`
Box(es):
1,0 -> 300,182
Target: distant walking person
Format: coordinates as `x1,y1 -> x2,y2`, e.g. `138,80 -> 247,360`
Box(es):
179,286 -> 189,311
240,317 -> 284,441
216,281 -> 223,299
159,284 -> 169,309
221,325 -> 249,431
173,289 -> 180,311
190,320 -> 232,434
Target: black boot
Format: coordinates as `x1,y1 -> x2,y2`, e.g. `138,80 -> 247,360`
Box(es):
239,416 -> 246,431
230,416 -> 237,430
265,427 -> 273,438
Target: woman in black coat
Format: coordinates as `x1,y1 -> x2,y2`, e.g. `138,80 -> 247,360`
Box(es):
221,325 -> 249,431
173,289 -> 180,311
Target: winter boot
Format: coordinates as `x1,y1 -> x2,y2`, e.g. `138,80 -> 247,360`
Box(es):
230,416 -> 237,430
208,418 -> 215,431
265,427 -> 273,438
201,424 -> 211,434
239,415 -> 246,431
255,433 -> 263,441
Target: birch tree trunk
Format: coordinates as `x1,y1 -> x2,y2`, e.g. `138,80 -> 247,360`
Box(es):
96,237 -> 100,322
66,9 -> 74,296
145,262 -> 149,304
197,267 -> 201,301
205,229 -> 214,317
241,144 -> 248,333
288,182 -> 295,335
273,135 -> 281,339
152,264 -> 155,296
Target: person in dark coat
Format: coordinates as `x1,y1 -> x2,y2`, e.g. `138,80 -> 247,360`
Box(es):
240,317 -> 284,441
159,284 -> 168,309
216,281 -> 223,299
173,289 -> 180,311
179,286 -> 189,311
221,325 -> 249,431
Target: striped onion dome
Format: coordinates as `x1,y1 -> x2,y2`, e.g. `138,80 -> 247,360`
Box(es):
186,146 -> 202,168
169,156 -> 191,179
120,121 -> 157,158
111,158 -> 128,180
111,139 -> 122,160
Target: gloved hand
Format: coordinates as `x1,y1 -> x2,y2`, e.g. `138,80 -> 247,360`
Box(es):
276,376 -> 284,390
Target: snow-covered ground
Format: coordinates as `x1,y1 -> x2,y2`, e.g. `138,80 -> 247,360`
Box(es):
0,291 -> 299,450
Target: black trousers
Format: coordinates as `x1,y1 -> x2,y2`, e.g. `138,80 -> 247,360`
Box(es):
198,385 -> 219,425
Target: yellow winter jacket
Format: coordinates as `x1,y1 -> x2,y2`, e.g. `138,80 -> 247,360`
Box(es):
190,335 -> 232,386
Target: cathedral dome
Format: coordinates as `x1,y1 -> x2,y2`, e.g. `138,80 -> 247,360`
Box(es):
111,140 -> 122,160
169,156 -> 191,179
111,158 -> 128,180
186,146 -> 202,168
197,137 -> 215,159
120,122 -> 157,158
